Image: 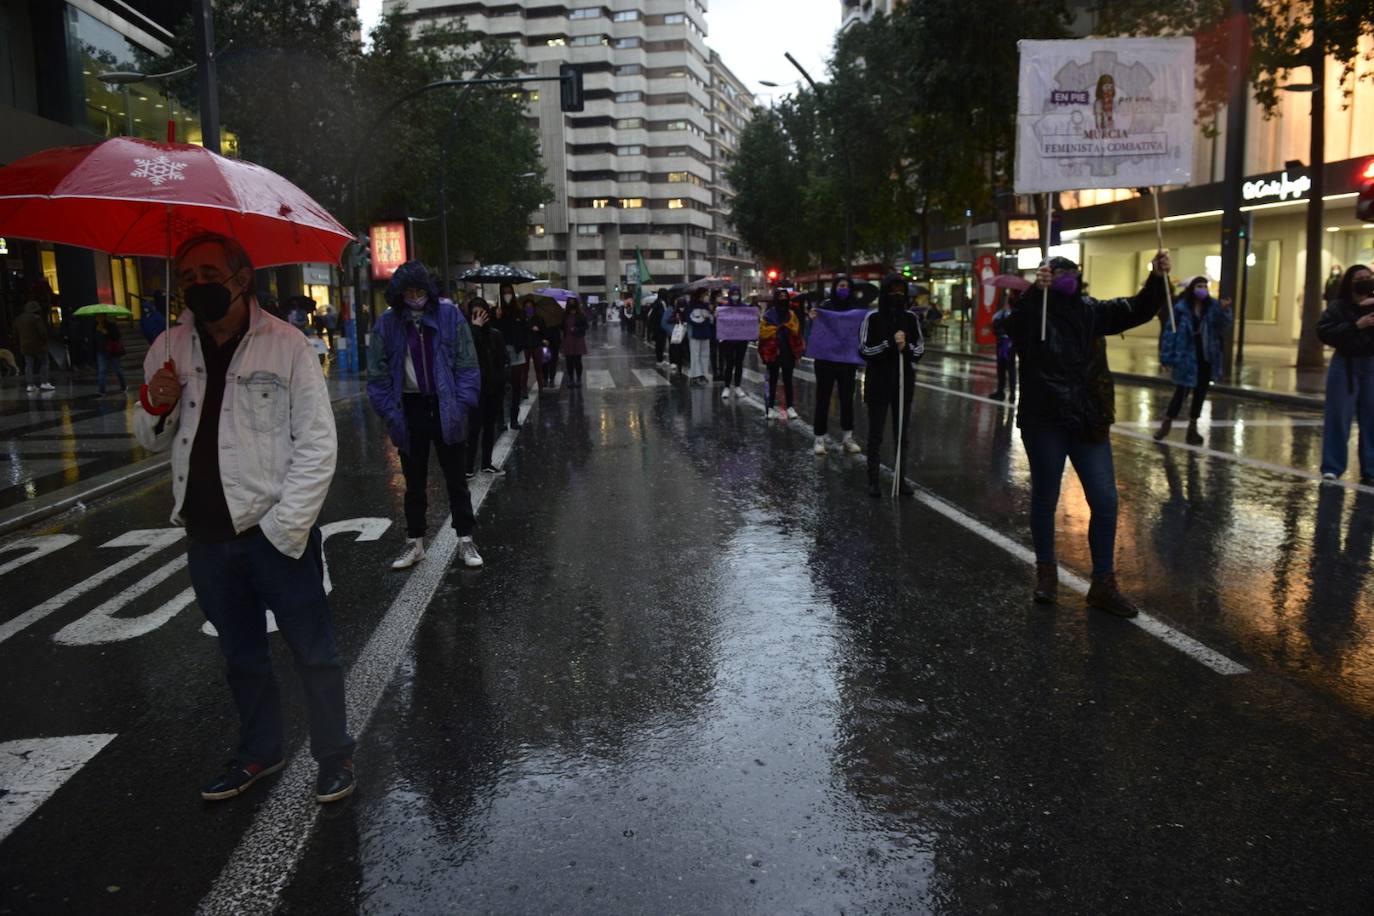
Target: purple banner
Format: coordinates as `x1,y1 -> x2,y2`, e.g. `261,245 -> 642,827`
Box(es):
806,308 -> 868,365
715,305 -> 759,341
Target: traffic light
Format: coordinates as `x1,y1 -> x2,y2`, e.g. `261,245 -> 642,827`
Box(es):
766,268 -> 779,282
560,64 -> 584,113
901,263 -> 913,277
1357,159 -> 1374,222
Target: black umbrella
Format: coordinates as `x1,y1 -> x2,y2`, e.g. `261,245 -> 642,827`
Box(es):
459,264 -> 538,284
851,282 -> 879,308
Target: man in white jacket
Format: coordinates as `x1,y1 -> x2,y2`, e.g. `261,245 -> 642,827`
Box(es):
135,233 -> 355,804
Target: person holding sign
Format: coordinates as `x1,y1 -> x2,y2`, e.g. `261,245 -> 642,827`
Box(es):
860,273 -> 924,498
759,288 -> 804,418
716,284 -> 755,399
806,275 -> 866,454
995,251 -> 1171,617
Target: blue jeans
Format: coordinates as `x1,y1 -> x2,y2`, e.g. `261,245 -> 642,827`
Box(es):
95,349 -> 126,394
1321,355 -> 1374,479
187,526 -> 355,764
1021,426 -> 1119,577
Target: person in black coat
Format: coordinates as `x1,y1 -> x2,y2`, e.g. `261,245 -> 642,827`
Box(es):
493,290 -> 529,430
463,297 -> 509,476
860,273 -> 924,498
995,250 -> 1172,618
1316,263 -> 1374,485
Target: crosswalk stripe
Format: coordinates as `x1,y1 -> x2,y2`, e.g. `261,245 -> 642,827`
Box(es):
631,369 -> 669,387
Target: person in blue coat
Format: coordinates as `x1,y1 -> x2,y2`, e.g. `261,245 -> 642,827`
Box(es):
367,261 -> 484,571
1154,276 -> 1233,445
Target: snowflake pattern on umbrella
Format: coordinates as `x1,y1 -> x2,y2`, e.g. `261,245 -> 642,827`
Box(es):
130,155 -> 187,187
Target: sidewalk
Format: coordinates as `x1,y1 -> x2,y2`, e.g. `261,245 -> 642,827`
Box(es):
927,322 -> 1327,409
0,364 -> 366,535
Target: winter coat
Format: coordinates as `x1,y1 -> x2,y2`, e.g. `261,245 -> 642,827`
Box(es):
995,273 -> 1168,435
495,308 -> 530,366
470,322 -> 509,400
13,302 -> 48,356
860,302 -> 924,404
562,311 -> 590,355
759,307 -> 804,365
688,301 -> 714,340
367,261 -> 481,451
1317,296 -> 1374,394
1162,297 -> 1233,388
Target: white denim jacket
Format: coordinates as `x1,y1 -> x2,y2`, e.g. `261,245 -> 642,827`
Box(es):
133,305 -> 337,559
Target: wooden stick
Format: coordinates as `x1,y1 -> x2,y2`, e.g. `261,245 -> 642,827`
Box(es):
1041,192 -> 1051,342
893,350 -> 904,499
1151,187 -> 1176,333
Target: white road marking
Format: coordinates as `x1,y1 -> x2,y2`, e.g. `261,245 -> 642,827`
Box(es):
0,535 -> 80,577
737,391 -> 1249,677
197,398 -> 536,916
0,529 -> 184,645
582,369 -> 615,389
53,554 -> 188,646
631,368 -> 669,387
0,733 -> 117,844
1113,419 -> 1325,428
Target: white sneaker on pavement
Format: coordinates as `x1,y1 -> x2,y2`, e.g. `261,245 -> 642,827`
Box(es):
842,433 -> 862,454
458,536 -> 484,568
734,386 -> 745,398
786,407 -> 799,420
39,382 -> 55,391
391,537 -> 425,570
721,387 -> 732,400
814,436 -> 827,455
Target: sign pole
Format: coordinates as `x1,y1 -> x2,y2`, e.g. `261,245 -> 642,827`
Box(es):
1040,191 -> 1052,342
893,352 -> 904,499
1151,187 -> 1177,332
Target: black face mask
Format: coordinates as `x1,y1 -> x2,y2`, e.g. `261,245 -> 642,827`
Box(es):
185,282 -> 236,324
883,292 -> 906,308
1353,277 -> 1374,299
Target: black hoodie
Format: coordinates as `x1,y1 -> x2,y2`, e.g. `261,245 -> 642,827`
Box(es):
860,273 -> 924,404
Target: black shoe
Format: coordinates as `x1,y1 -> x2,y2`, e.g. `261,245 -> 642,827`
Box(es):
898,481 -> 915,497
1362,476 -> 1374,487
1086,574 -> 1139,619
510,421 -> 521,430
316,757 -> 355,803
481,464 -> 506,476
200,758 -> 285,801
464,471 -> 476,479
991,389 -> 1005,401
868,481 -> 881,498
1033,563 -> 1058,604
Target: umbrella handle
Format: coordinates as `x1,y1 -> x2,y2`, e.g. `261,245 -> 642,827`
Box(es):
138,360 -> 175,417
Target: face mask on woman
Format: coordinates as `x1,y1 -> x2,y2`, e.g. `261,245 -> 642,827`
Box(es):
501,294 -> 513,304
1049,275 -> 1078,297
1353,277 -> 1374,299
835,287 -> 851,300
1192,285 -> 1208,299
404,294 -> 427,311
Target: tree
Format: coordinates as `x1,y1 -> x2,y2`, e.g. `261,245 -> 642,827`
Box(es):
726,106 -> 815,273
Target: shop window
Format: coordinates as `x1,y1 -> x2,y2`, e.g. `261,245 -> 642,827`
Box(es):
1241,240 -> 1281,323
41,250 -> 59,294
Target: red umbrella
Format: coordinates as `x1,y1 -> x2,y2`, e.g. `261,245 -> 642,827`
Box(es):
0,137 -> 354,411
981,273 -> 1032,292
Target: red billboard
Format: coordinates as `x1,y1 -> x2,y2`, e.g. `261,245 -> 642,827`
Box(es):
973,254 -> 999,347
369,222 -> 408,281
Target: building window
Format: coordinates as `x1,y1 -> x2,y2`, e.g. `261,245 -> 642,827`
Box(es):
545,37 -> 567,47
591,198 -> 611,209
621,198 -> 645,209
569,7 -> 600,19
667,199 -> 686,209
616,117 -> 645,129
663,120 -> 688,131
529,224 -> 546,237
613,37 -> 641,49
613,10 -> 641,21
576,224 -> 601,235
570,35 -> 605,46
664,13 -> 685,23
617,145 -> 644,156
618,171 -> 646,181
615,64 -> 643,76
615,91 -> 643,103
663,249 -> 683,260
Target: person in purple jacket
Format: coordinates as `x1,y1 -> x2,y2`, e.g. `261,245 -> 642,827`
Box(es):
367,261 -> 484,571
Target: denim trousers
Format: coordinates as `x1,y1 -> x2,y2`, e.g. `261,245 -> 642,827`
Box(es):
96,350 -> 126,393
23,353 -> 49,387
1021,426 -> 1119,577
187,526 -> 355,765
1321,355 -> 1374,479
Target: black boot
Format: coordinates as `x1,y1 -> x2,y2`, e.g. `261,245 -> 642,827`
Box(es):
1086,573 -> 1139,618
1185,420 -> 1204,446
1033,563 -> 1058,604
1153,417 -> 1173,441
868,479 -> 881,498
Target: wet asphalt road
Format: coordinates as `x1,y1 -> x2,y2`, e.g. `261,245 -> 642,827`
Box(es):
2,324 -> 1374,914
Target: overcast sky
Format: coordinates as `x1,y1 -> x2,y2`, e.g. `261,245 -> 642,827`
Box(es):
356,0 -> 840,100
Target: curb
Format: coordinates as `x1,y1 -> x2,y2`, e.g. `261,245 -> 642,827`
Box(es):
925,345 -> 1325,411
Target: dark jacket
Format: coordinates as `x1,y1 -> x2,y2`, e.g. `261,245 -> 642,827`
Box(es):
996,273 -> 1168,435
495,308 -> 530,356
471,321 -> 509,400
860,300 -> 924,404
1317,297 -> 1374,359
14,302 -> 48,356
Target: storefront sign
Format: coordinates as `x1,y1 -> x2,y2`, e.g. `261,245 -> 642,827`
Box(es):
1241,171 -> 1311,203
973,254 -> 999,346
303,264 -> 333,285
1015,38 -> 1196,193
369,222 -> 407,281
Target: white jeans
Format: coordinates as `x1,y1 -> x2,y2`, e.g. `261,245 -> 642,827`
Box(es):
688,338 -> 710,378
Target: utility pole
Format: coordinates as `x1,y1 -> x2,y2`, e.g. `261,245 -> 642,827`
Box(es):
192,0 -> 220,154
1218,0 -> 1249,379
1296,0 -> 1327,369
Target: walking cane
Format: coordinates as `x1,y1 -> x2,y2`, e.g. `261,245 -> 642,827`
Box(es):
892,342 -> 905,499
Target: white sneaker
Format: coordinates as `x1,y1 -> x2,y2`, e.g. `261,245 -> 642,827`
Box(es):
721,387 -> 732,401
458,536 -> 484,568
786,407 -> 799,420
814,437 -> 827,455
391,537 -> 425,570
842,434 -> 862,454
734,386 -> 745,398
1321,473 -> 1338,483
39,382 -> 55,391
25,385 -> 36,393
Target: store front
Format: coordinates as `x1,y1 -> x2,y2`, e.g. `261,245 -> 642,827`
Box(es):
1060,156 -> 1374,347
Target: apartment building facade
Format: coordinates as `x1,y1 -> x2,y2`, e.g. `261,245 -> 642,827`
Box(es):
391,0 -> 758,300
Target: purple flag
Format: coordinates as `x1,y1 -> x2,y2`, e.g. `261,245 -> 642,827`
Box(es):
806,308 -> 868,365
715,305 -> 759,341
